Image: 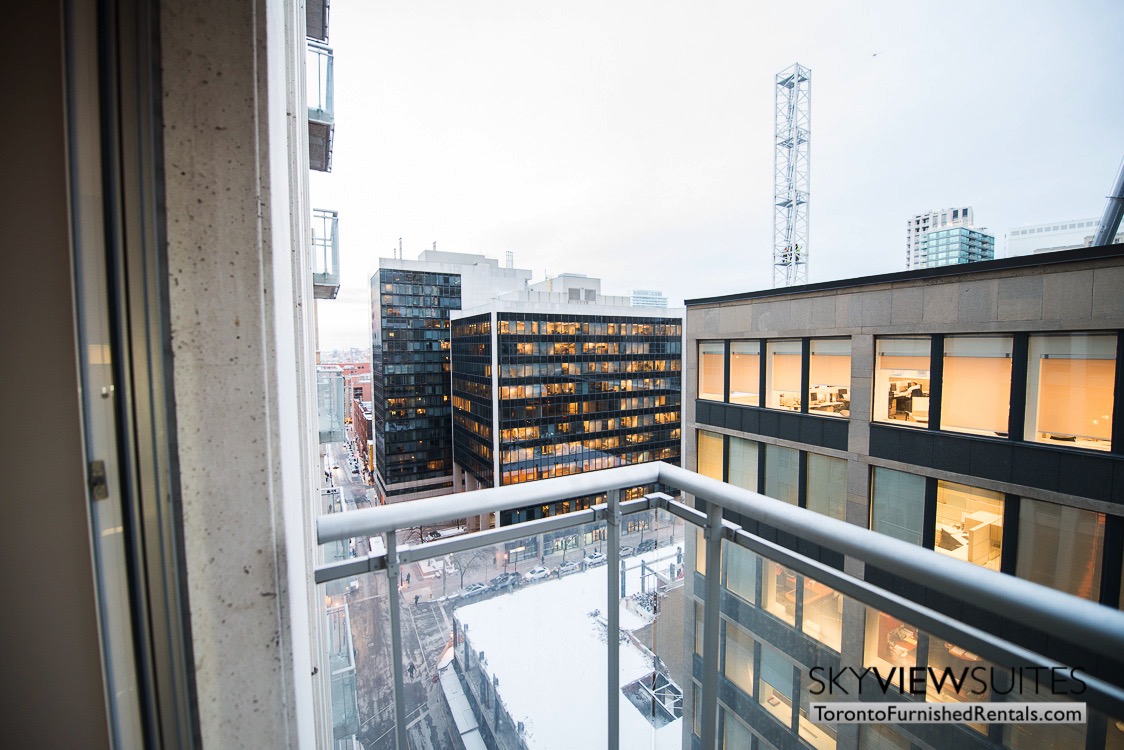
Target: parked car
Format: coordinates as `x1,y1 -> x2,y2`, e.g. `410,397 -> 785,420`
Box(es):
460,583 -> 487,598
488,573 -> 520,590
583,551 -> 607,567
636,539 -> 656,554
619,545 -> 634,558
557,560 -> 580,576
524,566 -> 551,582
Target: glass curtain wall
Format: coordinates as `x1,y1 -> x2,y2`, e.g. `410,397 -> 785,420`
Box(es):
870,467 -> 926,546
1024,333 -> 1115,451
764,445 -> 799,506
766,340 -> 802,411
699,342 -> 725,401
806,454 -> 846,521
727,436 -> 758,492
808,339 -> 851,418
730,341 -> 761,405
697,430 -> 724,480
873,338 -> 931,426
941,336 -> 1012,436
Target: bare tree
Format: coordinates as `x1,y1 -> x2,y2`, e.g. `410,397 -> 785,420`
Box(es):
447,548 -> 489,590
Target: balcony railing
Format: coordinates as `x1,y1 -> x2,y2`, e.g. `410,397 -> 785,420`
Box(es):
315,463 -> 1124,750
312,208 -> 340,299
307,42 -> 334,172
317,366 -> 345,444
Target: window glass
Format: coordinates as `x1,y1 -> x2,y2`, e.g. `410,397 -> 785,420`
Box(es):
934,481 -> 1003,570
723,621 -> 755,695
941,336 -> 1012,436
725,541 -> 757,604
870,467 -> 925,546
798,675 -> 838,750
728,436 -> 758,492
698,430 -> 724,480
764,444 -> 798,506
1024,333 -> 1115,451
761,561 -> 797,625
722,709 -> 753,750
766,340 -> 802,411
873,337 -> 931,427
926,635 -> 992,734
694,601 -> 704,655
863,607 -> 918,674
858,724 -> 911,750
699,341 -> 725,401
1017,499 -> 1104,601
801,576 -> 842,652
758,643 -> 794,726
730,341 -> 761,406
808,339 -> 850,418
806,453 -> 846,521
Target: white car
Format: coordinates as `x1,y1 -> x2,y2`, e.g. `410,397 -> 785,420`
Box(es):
524,566 -> 551,582
583,551 -> 607,567
557,560 -> 580,576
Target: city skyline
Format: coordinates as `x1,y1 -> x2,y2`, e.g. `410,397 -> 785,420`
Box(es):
310,0 -> 1123,350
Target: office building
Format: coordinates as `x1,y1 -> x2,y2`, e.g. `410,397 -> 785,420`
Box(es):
907,206 -> 995,269
683,245 -> 1124,750
632,288 -> 669,308
451,281 -> 683,536
371,251 -> 532,503
1005,217 -> 1124,258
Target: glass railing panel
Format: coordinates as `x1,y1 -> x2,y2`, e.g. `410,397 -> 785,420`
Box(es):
618,507 -> 687,749
317,368 -> 345,443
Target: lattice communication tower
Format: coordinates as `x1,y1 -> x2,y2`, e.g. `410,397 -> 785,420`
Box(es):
773,63 -> 811,287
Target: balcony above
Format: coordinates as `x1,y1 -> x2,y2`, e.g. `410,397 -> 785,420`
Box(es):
306,0 -> 329,43
317,366 -> 346,444
307,42 -> 334,172
312,208 -> 339,299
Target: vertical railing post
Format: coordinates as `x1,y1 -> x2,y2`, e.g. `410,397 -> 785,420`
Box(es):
606,488 -> 621,750
699,501 -> 723,748
385,531 -> 408,750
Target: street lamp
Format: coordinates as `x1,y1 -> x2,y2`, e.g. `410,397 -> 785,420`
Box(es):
511,545 -> 525,573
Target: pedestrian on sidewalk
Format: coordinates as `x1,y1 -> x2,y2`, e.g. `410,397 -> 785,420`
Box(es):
406,572 -> 411,585
414,594 -> 420,607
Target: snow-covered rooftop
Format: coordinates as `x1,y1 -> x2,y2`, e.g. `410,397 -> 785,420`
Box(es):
455,548 -> 684,750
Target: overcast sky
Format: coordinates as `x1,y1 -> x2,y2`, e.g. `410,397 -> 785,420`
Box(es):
310,0 -> 1124,351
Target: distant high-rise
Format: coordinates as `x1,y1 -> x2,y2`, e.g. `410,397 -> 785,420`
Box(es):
631,289 -> 668,308
370,250 -> 532,503
1005,217 -> 1123,258
906,207 -> 994,269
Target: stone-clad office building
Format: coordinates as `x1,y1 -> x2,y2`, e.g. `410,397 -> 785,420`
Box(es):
682,246 -> 1124,750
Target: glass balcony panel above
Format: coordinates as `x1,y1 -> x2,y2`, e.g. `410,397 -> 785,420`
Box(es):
311,208 -> 340,299
318,366 -> 346,443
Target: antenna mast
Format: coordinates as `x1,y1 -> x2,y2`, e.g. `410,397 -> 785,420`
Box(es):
773,63 -> 811,287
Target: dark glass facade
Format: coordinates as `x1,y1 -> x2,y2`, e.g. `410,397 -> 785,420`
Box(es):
371,268 -> 461,496
452,311 -> 684,525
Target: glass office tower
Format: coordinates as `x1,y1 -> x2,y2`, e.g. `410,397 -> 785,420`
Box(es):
452,302 -> 684,527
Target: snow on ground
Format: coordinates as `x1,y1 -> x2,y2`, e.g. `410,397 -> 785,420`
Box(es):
456,548 -> 684,750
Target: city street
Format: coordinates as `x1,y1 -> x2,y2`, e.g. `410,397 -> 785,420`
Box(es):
323,444 -> 686,749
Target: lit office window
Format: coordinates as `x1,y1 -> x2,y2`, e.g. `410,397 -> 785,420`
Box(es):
941,336 -> 1012,436
1024,333 -> 1116,451
873,337 -> 931,427
764,444 -> 799,505
926,635 -> 992,734
695,526 -> 707,576
766,340 -> 802,411
934,481 -> 1003,570
798,676 -> 838,749
699,341 -> 725,401
698,430 -> 724,480
801,576 -> 842,652
1002,680 -> 1087,749
730,341 -> 761,406
758,643 -> 794,726
723,621 -> 755,695
728,436 -> 759,492
870,467 -> 925,546
725,542 -> 757,604
863,607 -> 919,673
858,725 -> 912,750
722,709 -> 753,749
762,561 -> 797,625
806,453 -> 846,521
694,602 -> 703,655
1017,499 -> 1104,601
808,339 -> 851,418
